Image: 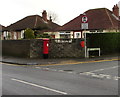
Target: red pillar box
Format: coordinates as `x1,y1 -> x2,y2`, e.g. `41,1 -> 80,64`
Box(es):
43,39 -> 49,59
80,41 -> 85,48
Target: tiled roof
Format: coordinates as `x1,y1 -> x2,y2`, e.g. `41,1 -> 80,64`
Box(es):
59,8 -> 120,31
6,15 -> 60,31
0,24 -> 5,31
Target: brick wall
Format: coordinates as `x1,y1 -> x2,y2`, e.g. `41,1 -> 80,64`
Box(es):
2,40 -> 30,57
30,39 -> 43,58
2,39 -> 85,58
49,39 -> 84,58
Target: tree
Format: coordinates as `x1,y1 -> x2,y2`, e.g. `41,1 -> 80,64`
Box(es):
24,28 -> 35,39
47,11 -> 59,23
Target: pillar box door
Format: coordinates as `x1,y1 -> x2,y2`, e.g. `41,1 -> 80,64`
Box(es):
43,39 -> 49,55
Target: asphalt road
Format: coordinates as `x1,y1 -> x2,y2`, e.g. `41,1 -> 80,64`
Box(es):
2,59 -> 119,96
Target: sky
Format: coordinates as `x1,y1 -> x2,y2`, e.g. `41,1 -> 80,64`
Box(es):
0,0 -> 120,27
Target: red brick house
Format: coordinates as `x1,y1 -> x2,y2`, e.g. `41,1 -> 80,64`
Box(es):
5,10 -> 60,40
56,5 -> 120,39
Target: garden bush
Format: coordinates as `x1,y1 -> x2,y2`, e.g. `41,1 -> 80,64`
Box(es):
24,28 -> 35,39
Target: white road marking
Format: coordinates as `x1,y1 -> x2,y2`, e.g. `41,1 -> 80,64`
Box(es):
58,70 -> 64,72
67,72 -> 73,74
35,67 -> 41,69
44,68 -> 50,70
80,72 -> 119,80
79,66 -> 119,80
88,66 -> 119,72
113,76 -> 120,80
50,69 -> 57,71
36,65 -> 119,80
11,78 -> 67,95
35,67 -> 64,72
80,72 -> 95,75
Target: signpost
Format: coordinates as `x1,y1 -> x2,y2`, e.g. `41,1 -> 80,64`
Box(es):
81,13 -> 88,58
81,13 -> 88,29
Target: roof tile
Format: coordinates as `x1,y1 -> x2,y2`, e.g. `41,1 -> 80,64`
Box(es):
7,15 -> 60,31
59,8 -> 120,31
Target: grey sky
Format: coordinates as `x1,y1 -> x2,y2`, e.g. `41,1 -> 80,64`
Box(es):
0,0 -> 119,26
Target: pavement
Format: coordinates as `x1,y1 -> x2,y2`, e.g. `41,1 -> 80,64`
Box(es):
1,54 -> 119,65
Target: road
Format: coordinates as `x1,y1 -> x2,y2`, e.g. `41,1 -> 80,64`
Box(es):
2,59 -> 119,96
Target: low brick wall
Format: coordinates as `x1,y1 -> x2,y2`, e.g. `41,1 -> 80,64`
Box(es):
30,39 -> 43,58
49,39 -> 84,58
2,39 -> 85,58
2,40 -> 30,57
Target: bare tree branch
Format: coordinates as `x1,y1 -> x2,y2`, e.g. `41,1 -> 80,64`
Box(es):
47,11 -> 58,23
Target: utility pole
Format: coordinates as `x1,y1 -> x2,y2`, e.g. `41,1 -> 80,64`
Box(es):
84,30 -> 87,58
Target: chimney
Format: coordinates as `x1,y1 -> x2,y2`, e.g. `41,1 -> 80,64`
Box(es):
112,4 -> 119,17
49,16 -> 52,22
42,10 -> 47,22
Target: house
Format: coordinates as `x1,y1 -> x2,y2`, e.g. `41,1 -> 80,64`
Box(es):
4,10 -> 60,40
0,24 -> 5,31
56,4 -> 120,39
0,24 -> 6,40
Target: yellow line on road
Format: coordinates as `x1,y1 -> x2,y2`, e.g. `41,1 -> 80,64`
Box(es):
38,58 -> 119,66
1,58 -> 119,67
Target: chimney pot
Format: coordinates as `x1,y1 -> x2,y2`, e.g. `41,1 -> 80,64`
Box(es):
49,16 -> 52,22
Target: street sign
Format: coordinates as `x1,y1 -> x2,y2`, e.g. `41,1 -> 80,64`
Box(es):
81,23 -> 88,29
82,16 -> 88,23
81,13 -> 88,29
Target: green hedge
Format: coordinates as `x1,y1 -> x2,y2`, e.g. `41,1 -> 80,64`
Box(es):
87,33 -> 120,55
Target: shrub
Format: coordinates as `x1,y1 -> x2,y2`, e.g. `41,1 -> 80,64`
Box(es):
36,33 -> 51,38
24,28 -> 35,39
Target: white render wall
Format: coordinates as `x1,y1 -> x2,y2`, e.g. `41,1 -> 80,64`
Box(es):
54,32 -> 60,38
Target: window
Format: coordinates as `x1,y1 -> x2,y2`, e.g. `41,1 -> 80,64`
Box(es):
57,32 -> 72,43
74,32 -> 81,38
59,32 -> 71,39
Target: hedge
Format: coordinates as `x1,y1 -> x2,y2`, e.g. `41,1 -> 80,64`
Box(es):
87,33 -> 120,55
